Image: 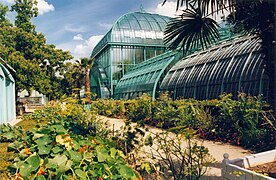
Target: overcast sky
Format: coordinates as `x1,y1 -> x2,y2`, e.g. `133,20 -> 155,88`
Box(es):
0,0 -> 179,60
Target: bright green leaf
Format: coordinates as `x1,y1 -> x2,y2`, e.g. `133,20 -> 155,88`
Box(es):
35,175 -> 47,180
96,146 -> 109,162
75,169 -> 87,180
110,148 -> 117,158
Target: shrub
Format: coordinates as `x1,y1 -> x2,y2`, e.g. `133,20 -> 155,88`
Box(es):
148,129 -> 214,179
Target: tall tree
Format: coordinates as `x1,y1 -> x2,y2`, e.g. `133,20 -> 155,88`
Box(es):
0,3 -> 11,27
80,58 -> 94,102
11,0 -> 38,33
0,2 -> 73,100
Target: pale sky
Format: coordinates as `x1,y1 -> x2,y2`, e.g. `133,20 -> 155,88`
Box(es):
0,0 -> 180,60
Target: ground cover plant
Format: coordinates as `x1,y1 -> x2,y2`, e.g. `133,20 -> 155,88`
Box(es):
91,93 -> 275,152
3,102 -> 141,180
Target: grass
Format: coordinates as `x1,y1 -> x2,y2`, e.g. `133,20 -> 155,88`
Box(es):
0,115 -> 45,179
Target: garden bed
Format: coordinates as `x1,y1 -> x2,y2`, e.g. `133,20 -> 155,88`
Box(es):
222,149 -> 276,179
248,161 -> 276,178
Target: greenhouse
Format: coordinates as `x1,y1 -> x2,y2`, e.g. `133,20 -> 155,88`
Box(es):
90,12 -> 170,98
90,11 -> 269,101
160,35 -> 269,100
114,51 -> 181,99
0,59 -> 16,124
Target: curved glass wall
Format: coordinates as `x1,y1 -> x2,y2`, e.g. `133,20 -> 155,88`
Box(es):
0,60 -> 16,124
114,51 -> 179,99
90,12 -> 170,98
160,36 -> 269,100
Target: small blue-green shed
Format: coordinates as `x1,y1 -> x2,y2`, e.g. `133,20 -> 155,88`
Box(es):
0,59 -> 16,124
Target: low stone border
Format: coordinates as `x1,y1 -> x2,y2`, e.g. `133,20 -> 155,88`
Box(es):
222,149 -> 276,179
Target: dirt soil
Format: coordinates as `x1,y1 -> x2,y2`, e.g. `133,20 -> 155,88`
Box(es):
248,161 -> 276,178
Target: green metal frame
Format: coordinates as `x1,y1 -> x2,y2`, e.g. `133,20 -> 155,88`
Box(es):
114,50 -> 179,99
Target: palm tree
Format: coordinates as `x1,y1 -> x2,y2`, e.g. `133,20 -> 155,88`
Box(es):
80,57 -> 94,102
164,5 -> 220,54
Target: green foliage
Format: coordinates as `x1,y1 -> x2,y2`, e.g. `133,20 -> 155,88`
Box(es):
125,94 -> 153,125
11,0 -> 38,33
164,6 -> 219,54
92,99 -> 126,118
93,93 -> 275,152
209,93 -> 273,151
7,103 -> 140,179
0,1 -> 73,99
0,124 -> 23,142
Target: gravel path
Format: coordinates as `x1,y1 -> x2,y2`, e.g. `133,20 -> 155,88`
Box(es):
100,116 -> 252,179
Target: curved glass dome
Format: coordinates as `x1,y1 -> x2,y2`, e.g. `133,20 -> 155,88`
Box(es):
91,12 -> 170,57
114,51 -> 179,99
160,35 -> 269,100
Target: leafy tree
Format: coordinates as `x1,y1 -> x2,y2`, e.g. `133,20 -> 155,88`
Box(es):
11,0 -> 38,33
60,62 -> 85,98
0,2 -> 73,100
0,3 -> 11,27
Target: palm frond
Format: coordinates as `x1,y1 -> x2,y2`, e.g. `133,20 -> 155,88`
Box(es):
164,6 -> 220,54
162,0 -> 236,15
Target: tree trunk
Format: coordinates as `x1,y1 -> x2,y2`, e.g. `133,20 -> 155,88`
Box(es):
85,68 -> 91,103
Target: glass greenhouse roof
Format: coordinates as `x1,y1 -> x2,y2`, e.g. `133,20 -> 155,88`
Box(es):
91,12 -> 170,58
160,35 -> 269,100
114,50 -> 179,99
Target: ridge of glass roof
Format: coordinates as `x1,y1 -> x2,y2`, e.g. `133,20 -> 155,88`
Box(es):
91,12 -> 170,58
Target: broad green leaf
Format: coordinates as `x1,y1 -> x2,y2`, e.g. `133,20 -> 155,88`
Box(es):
52,146 -> 63,154
78,139 -> 90,146
53,125 -> 67,134
72,140 -> 80,149
26,154 -> 40,171
2,132 -> 15,140
48,154 -> 68,166
110,148 -> 117,158
36,135 -> 52,146
8,160 -> 24,172
38,145 -> 52,155
96,146 -> 109,162
35,175 -> 47,180
8,141 -> 23,152
57,160 -> 72,173
75,169 -> 87,180
118,165 -> 135,178
19,163 -> 32,177
117,150 -> 125,158
33,133 -> 44,140
66,150 -> 82,162
83,152 -> 94,160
